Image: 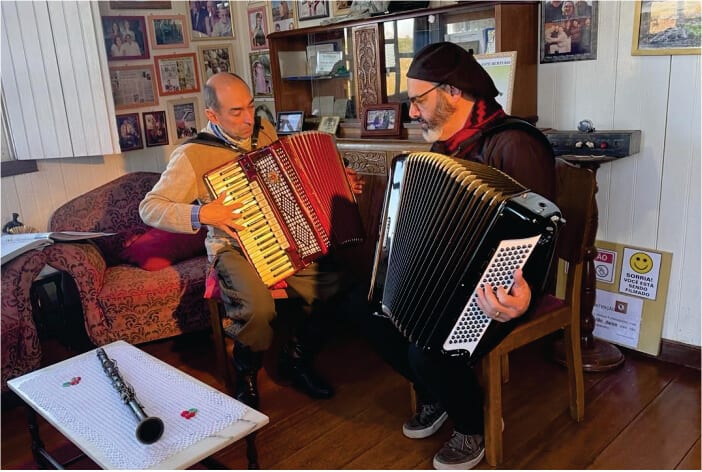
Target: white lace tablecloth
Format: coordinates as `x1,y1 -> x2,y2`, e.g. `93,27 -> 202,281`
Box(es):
17,342 -> 248,469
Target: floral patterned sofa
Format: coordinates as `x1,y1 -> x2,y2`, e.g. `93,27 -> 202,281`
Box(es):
44,172 -> 211,347
1,249 -> 46,391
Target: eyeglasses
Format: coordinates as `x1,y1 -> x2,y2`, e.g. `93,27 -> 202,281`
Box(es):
408,83 -> 444,106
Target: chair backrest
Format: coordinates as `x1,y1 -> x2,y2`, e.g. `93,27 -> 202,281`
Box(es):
554,159 -> 597,265
49,172 -> 161,265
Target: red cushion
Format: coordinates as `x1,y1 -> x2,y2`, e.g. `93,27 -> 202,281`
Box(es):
120,228 -> 206,271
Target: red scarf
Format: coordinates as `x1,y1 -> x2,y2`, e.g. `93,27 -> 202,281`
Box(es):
440,98 -> 505,156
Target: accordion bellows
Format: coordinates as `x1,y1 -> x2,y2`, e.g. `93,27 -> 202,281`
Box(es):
370,152 -> 563,361
204,131 -> 364,287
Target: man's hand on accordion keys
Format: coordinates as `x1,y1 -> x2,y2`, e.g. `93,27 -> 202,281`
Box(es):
199,191 -> 246,238
345,168 -> 365,195
475,269 -> 532,323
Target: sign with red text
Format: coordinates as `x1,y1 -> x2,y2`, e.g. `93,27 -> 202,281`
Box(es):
595,248 -> 617,283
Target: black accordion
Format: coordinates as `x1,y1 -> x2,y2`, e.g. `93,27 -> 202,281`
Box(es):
369,152 -> 563,360
204,131 -> 364,287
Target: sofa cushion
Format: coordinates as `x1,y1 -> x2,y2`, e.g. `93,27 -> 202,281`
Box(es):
120,228 -> 207,271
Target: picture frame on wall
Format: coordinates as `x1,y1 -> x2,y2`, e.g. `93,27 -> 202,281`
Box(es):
297,0 -> 329,21
361,103 -> 401,138
148,14 -> 189,50
276,111 -> 305,135
110,1 -> 171,9
632,0 -> 701,55
271,1 -> 296,32
109,65 -> 158,110
198,44 -> 234,80
331,1 -> 353,18
116,113 -> 143,152
154,53 -> 200,96
167,97 -> 203,145
189,1 -> 236,41
101,16 -> 149,61
474,51 -> 517,114
249,51 -> 273,97
540,0 -> 598,63
248,5 -> 270,51
142,111 -> 169,147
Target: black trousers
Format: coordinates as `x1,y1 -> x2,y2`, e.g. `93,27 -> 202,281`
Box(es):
359,311 -> 485,435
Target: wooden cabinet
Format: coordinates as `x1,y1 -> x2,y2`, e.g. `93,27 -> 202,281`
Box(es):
268,1 -> 540,129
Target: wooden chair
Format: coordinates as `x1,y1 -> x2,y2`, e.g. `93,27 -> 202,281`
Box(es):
481,158 -> 592,465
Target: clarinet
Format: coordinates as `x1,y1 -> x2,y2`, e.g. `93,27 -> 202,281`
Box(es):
96,348 -> 164,444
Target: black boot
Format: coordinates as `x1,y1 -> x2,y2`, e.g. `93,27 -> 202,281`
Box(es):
233,341 -> 264,409
278,337 -> 334,399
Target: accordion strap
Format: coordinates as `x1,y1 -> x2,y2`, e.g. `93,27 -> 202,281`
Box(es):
184,116 -> 262,152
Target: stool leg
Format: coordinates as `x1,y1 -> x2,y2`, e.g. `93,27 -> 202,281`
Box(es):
26,406 -> 63,469
246,432 -> 260,469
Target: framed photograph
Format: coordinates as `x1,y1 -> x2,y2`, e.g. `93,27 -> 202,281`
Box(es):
189,1 -> 235,41
632,0 -> 701,55
101,16 -> 149,61
142,110 -> 169,147
110,1 -> 171,9
318,115 -> 340,135
249,51 -> 273,97
148,15 -> 189,50
361,103 -> 401,138
276,111 -> 305,135
475,51 -> 517,114
167,97 -> 203,144
248,5 -> 270,50
255,100 -> 277,125
331,1 -> 353,17
540,1 -> 598,63
116,113 -> 143,152
297,0 -> 329,21
271,1 -> 296,32
198,44 -> 234,80
154,53 -> 200,96
109,65 -> 158,110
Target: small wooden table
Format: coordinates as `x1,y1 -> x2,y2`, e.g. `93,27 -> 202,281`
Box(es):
7,340 -> 269,469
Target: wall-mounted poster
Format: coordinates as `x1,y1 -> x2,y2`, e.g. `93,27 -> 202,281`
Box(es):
248,5 -> 270,51
167,97 -> 203,144
632,0 -> 701,55
271,1 -> 295,32
297,0 -> 329,21
109,65 -> 158,110
198,44 -> 234,80
102,16 -> 149,61
154,53 -> 200,96
249,51 -> 273,97
541,1 -> 598,63
474,51 -> 516,114
148,14 -> 189,50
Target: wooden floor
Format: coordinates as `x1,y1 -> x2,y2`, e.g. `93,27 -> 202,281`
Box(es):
2,324 -> 700,470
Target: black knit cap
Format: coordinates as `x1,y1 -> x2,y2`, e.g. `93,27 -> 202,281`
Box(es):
407,42 -> 499,99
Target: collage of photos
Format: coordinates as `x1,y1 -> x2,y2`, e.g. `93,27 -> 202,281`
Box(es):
541,0 -> 598,63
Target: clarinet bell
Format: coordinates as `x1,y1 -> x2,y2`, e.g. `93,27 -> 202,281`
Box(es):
136,416 -> 165,444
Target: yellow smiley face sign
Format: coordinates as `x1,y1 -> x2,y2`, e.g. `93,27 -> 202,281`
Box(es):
629,252 -> 654,274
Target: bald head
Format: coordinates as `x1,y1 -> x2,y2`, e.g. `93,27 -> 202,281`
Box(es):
204,72 -> 249,111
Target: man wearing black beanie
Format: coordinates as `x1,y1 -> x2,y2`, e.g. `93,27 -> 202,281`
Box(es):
362,42 -> 555,469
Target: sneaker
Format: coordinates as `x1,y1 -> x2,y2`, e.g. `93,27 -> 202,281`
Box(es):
433,431 -> 485,470
402,402 -> 448,439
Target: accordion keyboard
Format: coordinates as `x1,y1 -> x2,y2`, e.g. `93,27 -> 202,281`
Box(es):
206,161 -> 296,286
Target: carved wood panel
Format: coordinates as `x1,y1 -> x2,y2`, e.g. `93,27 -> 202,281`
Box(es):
352,24 -> 385,118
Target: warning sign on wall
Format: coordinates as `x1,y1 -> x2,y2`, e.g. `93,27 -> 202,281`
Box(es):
595,249 -> 617,284
619,248 -> 662,300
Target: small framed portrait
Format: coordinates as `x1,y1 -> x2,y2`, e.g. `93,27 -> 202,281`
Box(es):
331,1 -> 353,17
154,52 -> 201,96
361,103 -> 401,138
248,5 -> 270,51
116,113 -> 143,152
109,65 -> 158,110
189,1 -> 236,41
276,111 -> 305,135
249,51 -> 273,97
540,1 -> 598,63
198,44 -> 234,80
317,115 -> 340,135
271,1 -> 296,32
148,14 -> 189,50
255,100 -> 277,125
101,16 -> 149,61
142,110 -> 169,147
297,0 -> 329,21
167,97 -> 203,145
